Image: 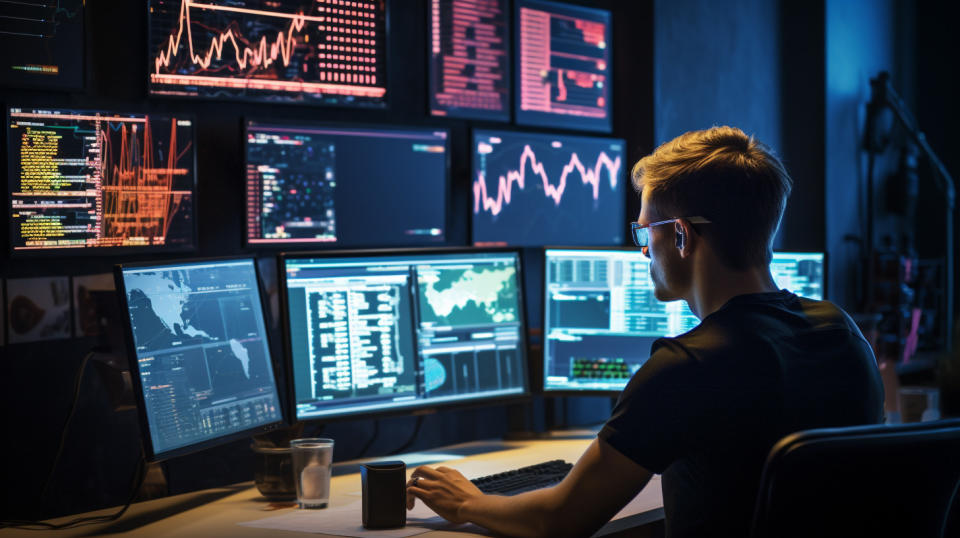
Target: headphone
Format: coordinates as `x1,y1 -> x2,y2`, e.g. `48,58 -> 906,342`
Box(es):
675,222 -> 685,249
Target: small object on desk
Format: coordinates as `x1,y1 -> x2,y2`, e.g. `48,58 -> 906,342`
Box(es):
471,459 -> 573,495
361,460 -> 407,529
291,438 -> 334,509
251,443 -> 296,501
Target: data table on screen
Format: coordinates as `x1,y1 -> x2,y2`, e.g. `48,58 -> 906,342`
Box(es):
514,0 -> 612,132
7,108 -> 196,254
429,0 -> 510,121
542,249 -> 827,393
282,251 -> 528,420
472,130 -> 625,247
148,0 -> 387,106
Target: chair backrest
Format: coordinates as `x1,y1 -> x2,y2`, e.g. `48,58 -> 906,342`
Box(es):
751,419 -> 960,538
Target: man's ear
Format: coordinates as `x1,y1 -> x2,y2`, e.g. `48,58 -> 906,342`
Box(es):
675,220 -> 695,258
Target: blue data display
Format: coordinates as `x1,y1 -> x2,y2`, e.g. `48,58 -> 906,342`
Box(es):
283,251 -> 528,420
246,122 -> 448,247
542,249 -> 826,392
119,259 -> 283,458
472,130 -> 625,247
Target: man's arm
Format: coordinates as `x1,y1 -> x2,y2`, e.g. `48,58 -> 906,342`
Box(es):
407,438 -> 653,537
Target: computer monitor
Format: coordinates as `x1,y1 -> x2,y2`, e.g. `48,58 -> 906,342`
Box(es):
428,0 -> 510,121
472,129 -> 625,247
0,0 -> 83,90
514,0 -> 612,133
245,121 -> 449,247
115,258 -> 285,461
7,107 -> 197,254
541,248 -> 827,393
148,0 -> 387,107
280,249 -> 528,421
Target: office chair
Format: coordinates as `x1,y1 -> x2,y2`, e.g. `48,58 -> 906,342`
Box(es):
751,419 -> 960,538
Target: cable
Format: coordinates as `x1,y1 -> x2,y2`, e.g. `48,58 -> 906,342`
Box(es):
388,415 -> 424,455
39,349 -> 96,504
357,419 -> 379,457
0,446 -> 146,530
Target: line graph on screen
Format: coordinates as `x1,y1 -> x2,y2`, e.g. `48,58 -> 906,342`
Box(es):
148,0 -> 387,105
473,144 -> 620,216
471,131 -> 625,246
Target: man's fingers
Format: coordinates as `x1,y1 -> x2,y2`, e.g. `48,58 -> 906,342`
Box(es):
412,465 -> 444,479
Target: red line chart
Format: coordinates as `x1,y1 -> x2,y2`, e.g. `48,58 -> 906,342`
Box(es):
473,145 -> 621,216
153,0 -> 308,75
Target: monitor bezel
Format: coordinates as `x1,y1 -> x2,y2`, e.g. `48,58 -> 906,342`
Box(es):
538,246 -> 830,396
278,246 -> 532,423
242,118 -> 452,250
6,105 -> 200,258
144,0 -> 392,110
512,0 -> 613,134
469,127 -> 627,247
114,255 -> 287,462
425,0 -> 512,122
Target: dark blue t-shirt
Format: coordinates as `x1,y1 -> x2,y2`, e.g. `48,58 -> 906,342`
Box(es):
599,290 -> 884,538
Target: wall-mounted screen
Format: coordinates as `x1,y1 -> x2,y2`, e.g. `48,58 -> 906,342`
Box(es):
0,0 -> 84,90
428,0 -> 510,121
514,0 -> 611,132
472,129 -> 624,247
7,107 -> 197,254
148,0 -> 387,107
281,250 -> 528,420
542,249 -> 826,393
245,121 -> 448,247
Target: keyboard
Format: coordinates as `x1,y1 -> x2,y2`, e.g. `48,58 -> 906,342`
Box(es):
470,459 -> 573,496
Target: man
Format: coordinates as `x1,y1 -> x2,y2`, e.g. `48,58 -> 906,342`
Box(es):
406,126 -> 884,537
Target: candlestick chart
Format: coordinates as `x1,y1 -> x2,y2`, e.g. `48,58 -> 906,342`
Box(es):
472,130 -> 624,246
148,0 -> 387,106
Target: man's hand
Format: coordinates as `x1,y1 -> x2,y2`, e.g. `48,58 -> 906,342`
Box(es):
406,465 -> 484,524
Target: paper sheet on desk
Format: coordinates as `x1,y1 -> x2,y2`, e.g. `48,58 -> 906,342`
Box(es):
238,501 -> 489,537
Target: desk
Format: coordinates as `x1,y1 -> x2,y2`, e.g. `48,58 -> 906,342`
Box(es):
5,434 -> 664,537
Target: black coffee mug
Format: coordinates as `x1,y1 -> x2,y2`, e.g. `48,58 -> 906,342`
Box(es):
361,460 -> 406,529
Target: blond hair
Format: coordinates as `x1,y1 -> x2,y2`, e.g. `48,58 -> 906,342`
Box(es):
632,126 -> 793,270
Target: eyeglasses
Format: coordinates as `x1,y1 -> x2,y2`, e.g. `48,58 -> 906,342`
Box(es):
631,216 -> 712,253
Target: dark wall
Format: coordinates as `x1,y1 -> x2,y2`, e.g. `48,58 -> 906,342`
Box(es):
653,0 -> 825,254
0,0 -> 654,520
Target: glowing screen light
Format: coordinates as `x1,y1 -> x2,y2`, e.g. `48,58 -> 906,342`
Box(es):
148,0 -> 387,106
472,129 -> 625,247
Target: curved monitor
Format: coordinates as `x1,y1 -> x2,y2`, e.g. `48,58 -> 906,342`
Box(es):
115,258 -> 285,461
280,249 -> 529,421
541,248 -> 826,394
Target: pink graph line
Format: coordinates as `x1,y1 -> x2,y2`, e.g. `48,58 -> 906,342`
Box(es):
153,0 -> 307,75
473,145 -> 621,216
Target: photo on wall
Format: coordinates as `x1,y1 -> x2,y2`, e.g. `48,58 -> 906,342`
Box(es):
73,273 -> 116,338
5,276 -> 72,344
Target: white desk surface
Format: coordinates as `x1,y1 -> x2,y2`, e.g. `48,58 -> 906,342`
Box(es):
6,433 -> 664,537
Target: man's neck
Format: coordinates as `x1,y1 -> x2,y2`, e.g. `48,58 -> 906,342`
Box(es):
685,257 -> 779,320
